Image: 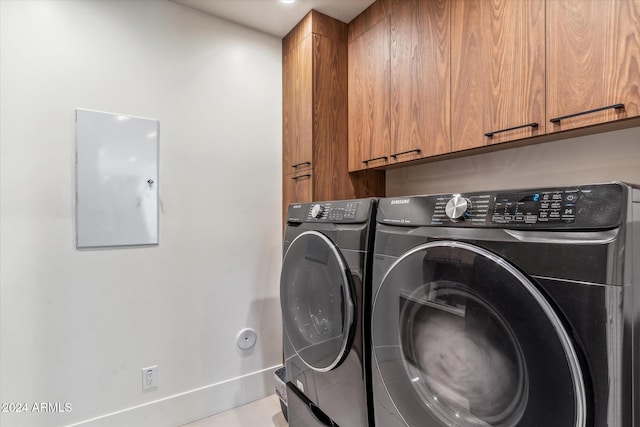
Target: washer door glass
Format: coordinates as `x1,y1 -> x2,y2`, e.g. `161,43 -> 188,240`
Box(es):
281,231 -> 355,372
372,241 -> 586,427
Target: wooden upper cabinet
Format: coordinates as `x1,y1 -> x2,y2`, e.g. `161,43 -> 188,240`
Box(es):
282,10 -> 385,224
296,35 -> 313,171
283,35 -> 313,173
451,0 -> 483,151
348,17 -> 391,171
312,34 -> 351,201
282,46 -> 296,172
451,0 -> 545,151
547,0 -> 640,132
390,0 -> 450,162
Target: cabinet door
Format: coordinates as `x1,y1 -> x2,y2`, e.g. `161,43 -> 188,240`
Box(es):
451,0 -> 545,151
348,18 -> 391,171
282,47 -> 298,172
283,36 -> 313,173
313,33 -> 351,201
547,0 -> 640,132
390,0 -> 450,162
296,35 -> 314,171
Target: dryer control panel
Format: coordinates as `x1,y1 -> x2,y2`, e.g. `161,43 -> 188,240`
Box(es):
286,199 -> 374,224
378,183 -> 628,229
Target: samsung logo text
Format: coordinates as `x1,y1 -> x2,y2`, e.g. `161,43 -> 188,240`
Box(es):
390,199 -> 410,205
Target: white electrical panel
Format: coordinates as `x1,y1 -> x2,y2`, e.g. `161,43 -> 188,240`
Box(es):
75,108 -> 159,248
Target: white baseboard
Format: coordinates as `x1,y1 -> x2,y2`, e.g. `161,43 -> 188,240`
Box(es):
66,365 -> 282,427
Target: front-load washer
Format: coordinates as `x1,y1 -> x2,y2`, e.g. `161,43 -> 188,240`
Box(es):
370,182 -> 639,427
281,198 -> 377,427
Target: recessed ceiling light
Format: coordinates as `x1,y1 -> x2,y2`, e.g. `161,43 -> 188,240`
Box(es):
280,0 -> 296,4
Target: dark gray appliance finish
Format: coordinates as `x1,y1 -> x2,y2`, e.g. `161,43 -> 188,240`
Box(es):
370,182 -> 639,427
286,382 -> 338,427
281,198 -> 377,427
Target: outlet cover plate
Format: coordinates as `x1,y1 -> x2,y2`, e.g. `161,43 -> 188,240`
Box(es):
142,365 -> 158,390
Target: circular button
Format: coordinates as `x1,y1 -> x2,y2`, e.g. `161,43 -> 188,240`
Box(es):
565,193 -> 577,202
310,204 -> 325,219
445,196 -> 471,221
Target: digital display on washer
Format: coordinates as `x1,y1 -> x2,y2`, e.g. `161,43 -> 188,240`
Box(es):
492,190 -> 578,225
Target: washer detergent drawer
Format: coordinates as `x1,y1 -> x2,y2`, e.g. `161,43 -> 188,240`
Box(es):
286,382 -> 338,427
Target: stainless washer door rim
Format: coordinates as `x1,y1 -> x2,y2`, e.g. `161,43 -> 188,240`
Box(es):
281,230 -> 355,373
372,240 -> 587,427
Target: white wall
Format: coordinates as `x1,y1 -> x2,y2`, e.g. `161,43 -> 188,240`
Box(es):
0,1 -> 282,426
387,126 -> 640,196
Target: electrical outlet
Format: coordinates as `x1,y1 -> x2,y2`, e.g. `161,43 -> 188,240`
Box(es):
142,366 -> 158,390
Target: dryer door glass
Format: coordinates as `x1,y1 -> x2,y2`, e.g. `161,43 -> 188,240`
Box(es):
372,241 -> 586,427
281,231 -> 355,372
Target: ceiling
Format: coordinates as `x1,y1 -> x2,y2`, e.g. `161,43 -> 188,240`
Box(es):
173,0 -> 375,38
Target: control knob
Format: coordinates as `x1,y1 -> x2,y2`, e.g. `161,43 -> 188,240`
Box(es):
445,196 -> 472,221
310,204 -> 325,219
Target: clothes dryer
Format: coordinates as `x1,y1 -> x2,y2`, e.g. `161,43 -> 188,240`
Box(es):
370,183 -> 639,427
281,199 -> 377,427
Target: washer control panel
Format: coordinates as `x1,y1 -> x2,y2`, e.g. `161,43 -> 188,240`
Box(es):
492,189 -> 578,225
378,183 -> 625,229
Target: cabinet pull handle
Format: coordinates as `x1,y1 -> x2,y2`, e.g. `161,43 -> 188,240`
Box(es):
485,122 -> 539,138
362,156 -> 388,165
391,148 -> 421,159
292,174 -> 311,181
291,161 -> 311,169
549,103 -> 624,124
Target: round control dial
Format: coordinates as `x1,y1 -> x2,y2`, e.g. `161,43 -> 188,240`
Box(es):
310,204 -> 325,219
445,196 -> 472,221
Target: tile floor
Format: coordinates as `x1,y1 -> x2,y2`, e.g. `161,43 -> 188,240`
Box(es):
181,394 -> 287,427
